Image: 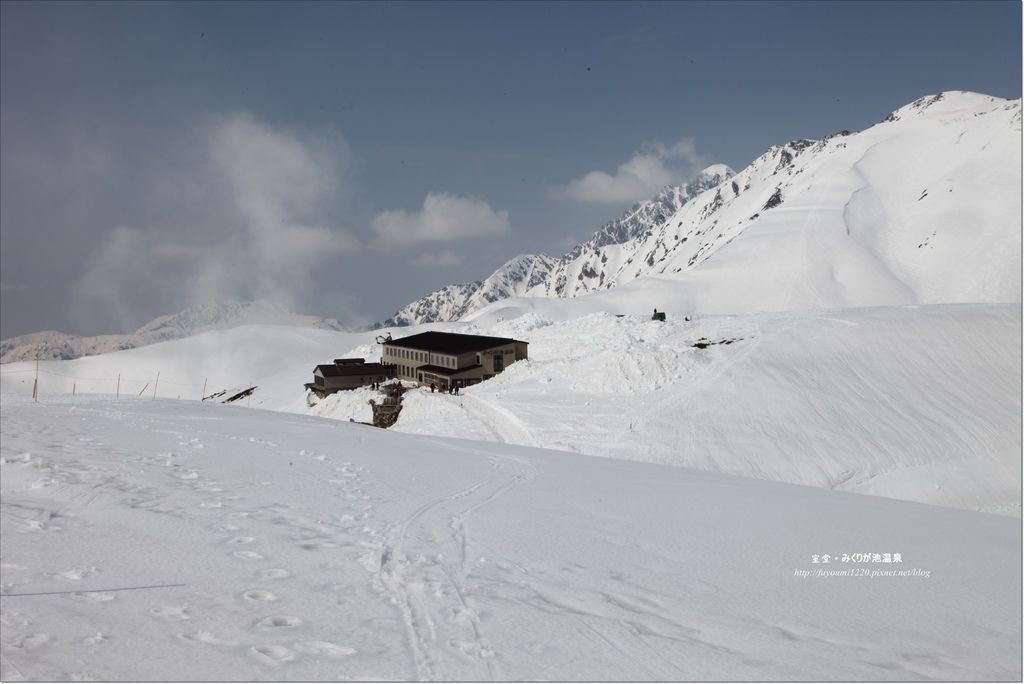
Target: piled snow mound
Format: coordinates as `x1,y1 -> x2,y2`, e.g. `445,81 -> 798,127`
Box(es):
1,395 -> 1019,680
393,304 -> 1022,515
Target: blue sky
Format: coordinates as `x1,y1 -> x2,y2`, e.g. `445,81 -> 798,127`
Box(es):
1,0 -> 1020,336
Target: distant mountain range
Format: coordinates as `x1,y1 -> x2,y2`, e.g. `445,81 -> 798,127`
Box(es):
0,300 -> 343,364
387,91 -> 1021,326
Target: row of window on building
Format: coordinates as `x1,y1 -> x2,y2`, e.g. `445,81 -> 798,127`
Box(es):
391,347 -> 458,369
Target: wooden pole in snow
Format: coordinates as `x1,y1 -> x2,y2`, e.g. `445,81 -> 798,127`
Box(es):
32,354 -> 38,402
116,374 -> 120,399
202,378 -> 207,401
153,372 -> 159,400
73,383 -> 76,396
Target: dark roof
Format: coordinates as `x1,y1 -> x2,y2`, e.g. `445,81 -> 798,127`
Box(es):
315,362 -> 394,378
383,331 -> 525,355
417,363 -> 483,376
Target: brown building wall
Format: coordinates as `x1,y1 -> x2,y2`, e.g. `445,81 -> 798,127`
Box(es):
382,339 -> 527,383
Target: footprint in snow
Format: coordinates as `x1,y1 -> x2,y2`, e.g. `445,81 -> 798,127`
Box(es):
242,589 -> 277,602
258,568 -> 291,580
12,633 -> 50,649
447,639 -> 495,659
178,630 -> 236,646
232,551 -> 266,561
250,644 -> 295,664
54,566 -> 96,582
149,606 -> 190,620
226,536 -> 256,545
294,641 -> 356,658
299,540 -> 342,551
255,615 -> 302,629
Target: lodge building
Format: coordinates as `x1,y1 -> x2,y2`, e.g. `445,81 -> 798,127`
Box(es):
382,331 -> 528,389
304,358 -> 395,398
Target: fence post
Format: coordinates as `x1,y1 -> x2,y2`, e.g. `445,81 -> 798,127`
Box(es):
153,372 -> 160,400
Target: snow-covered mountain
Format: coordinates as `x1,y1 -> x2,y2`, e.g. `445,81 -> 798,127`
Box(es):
387,254 -> 560,326
388,166 -> 733,326
0,300 -> 344,364
390,91 -> 1021,325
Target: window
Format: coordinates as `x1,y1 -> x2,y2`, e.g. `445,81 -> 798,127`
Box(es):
315,376 -> 324,386
493,354 -> 504,372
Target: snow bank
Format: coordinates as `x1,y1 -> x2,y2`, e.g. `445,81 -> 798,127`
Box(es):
396,304 -> 1022,515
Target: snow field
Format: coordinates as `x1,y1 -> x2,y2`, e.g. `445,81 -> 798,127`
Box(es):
0,395 -> 1019,680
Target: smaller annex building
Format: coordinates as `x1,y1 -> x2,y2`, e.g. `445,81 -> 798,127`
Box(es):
382,331 -> 527,389
305,358 -> 396,398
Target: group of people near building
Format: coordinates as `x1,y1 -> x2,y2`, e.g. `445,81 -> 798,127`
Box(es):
429,382 -> 459,396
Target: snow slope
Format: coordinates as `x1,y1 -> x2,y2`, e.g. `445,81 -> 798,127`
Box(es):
400,304 -> 1022,515
2,301 -> 1019,515
0,300 -> 345,364
1,395 -> 1019,680
391,91 -> 1021,324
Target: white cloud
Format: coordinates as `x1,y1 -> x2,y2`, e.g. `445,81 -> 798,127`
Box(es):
413,249 -> 465,267
551,138 -> 709,203
371,192 -> 510,247
208,112 -> 358,268
72,112 -> 360,331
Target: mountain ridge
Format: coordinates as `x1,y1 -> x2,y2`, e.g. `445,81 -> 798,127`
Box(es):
0,300 -> 345,363
387,90 -> 1021,326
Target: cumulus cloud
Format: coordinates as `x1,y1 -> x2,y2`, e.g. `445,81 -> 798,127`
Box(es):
71,113 -> 359,331
413,249 -> 464,267
551,138 -> 709,203
371,192 -> 510,247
